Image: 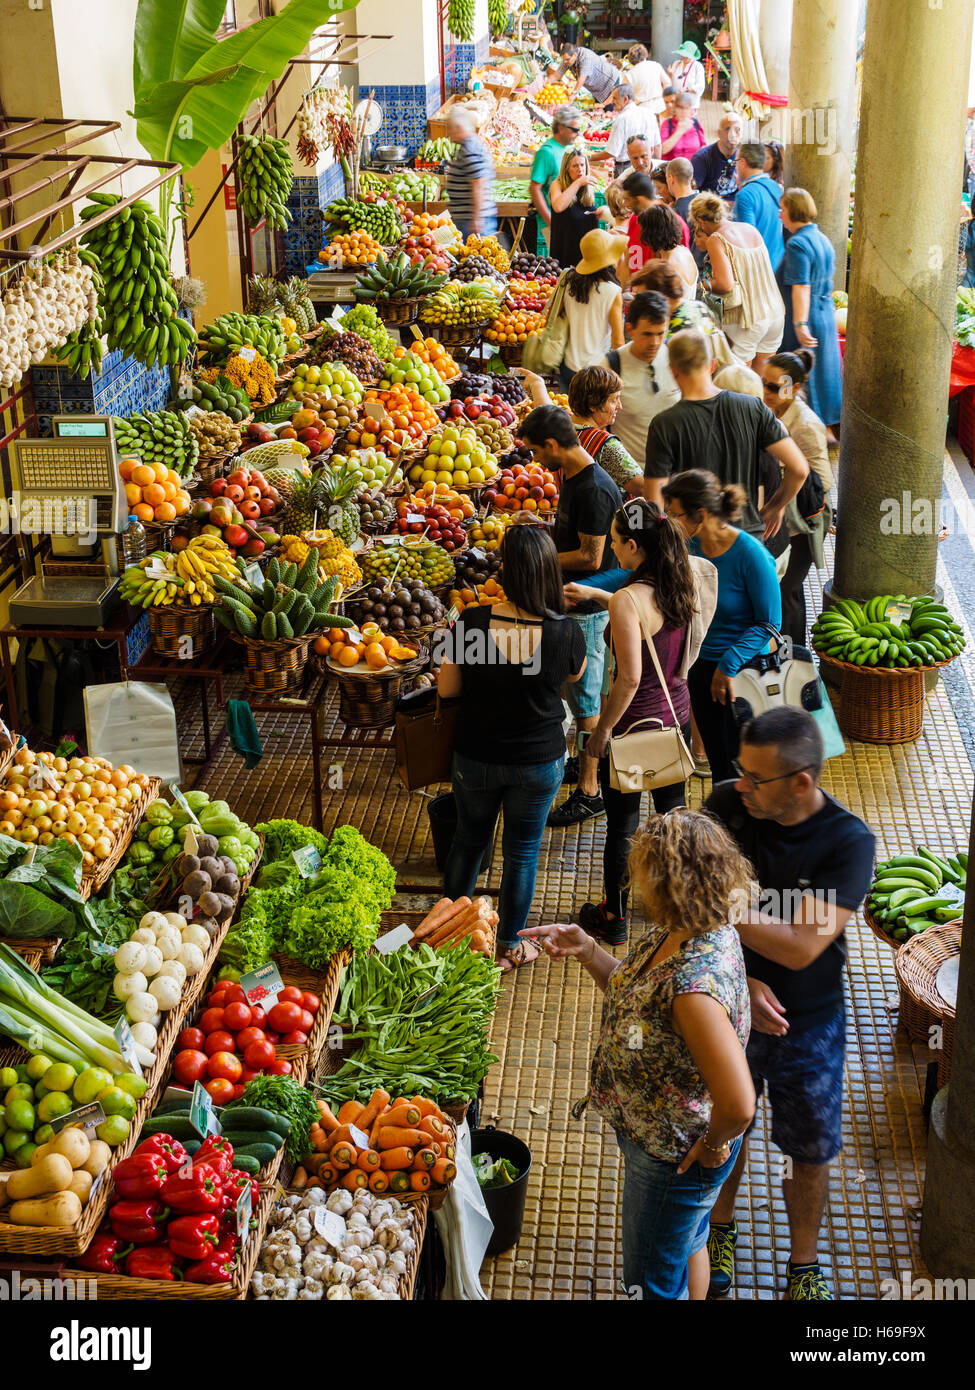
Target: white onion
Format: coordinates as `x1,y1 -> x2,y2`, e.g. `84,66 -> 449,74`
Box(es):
113,970 -> 148,1001
149,975 -> 181,1011
126,991 -> 159,1023
114,941 -> 147,974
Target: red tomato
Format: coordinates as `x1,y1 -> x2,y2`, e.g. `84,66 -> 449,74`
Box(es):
221,984 -> 247,1006
300,993 -> 320,1015
268,1001 -> 302,1033
205,1077 -> 235,1105
267,1058 -> 292,1077
280,1030 -> 308,1046
236,1026 -> 266,1051
177,1027 -> 205,1051
199,1006 -> 226,1035
249,1006 -> 267,1029
204,1030 -> 236,1057
264,1030 -> 280,1045
230,1084 -> 247,1101
277,986 -> 304,1006
207,1051 -> 242,1083
243,1039 -> 276,1070
223,1001 -> 252,1032
239,1067 -> 259,1085
172,1049 -> 209,1086
298,1009 -> 315,1033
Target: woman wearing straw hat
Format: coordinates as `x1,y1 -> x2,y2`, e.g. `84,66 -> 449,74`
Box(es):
557,227 -> 628,391
668,41 -> 706,112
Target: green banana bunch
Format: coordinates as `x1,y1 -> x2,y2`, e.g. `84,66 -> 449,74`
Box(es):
237,133 -> 294,231
810,594 -> 966,667
78,193 -> 197,370
417,138 -> 459,164
323,196 -> 401,244
196,312 -> 287,368
866,845 -> 967,942
113,410 -> 199,477
355,251 -> 448,302
448,0 -> 475,41
118,556 -> 186,609
488,0 -> 507,35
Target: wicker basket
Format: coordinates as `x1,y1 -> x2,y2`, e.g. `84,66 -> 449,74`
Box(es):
232,631 -> 316,696
426,321 -> 489,349
272,948 -> 350,1068
141,516 -> 181,552
330,649 -> 428,730
497,341 -> 526,366
894,921 -> 961,1046
81,776 -> 162,896
376,297 -> 423,327
2,935 -> 61,962
195,451 -> 239,487
148,602 -> 217,660
816,650 -> 934,744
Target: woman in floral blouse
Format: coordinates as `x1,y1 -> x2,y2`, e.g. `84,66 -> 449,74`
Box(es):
523,809 -> 755,1300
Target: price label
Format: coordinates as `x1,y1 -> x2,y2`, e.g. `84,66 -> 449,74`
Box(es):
35,760 -> 61,793
178,380 -> 195,401
236,1182 -> 253,1240
90,938 -> 116,957
51,1102 -> 106,1137
374,922 -> 414,954
349,1124 -> 371,1150
410,324 -> 424,341
884,600 -> 914,625
239,960 -> 285,1008
376,535 -> 402,546
293,845 -> 322,878
114,1016 -> 142,1076
406,512 -> 426,525
170,784 -> 202,827
343,627 -> 363,646
190,1080 -> 222,1138
446,603 -> 460,627
244,560 -> 264,589
363,401 -> 385,423
162,1086 -> 191,1106
939,881 -> 965,911
238,345 -> 257,363
183,823 -> 199,857
313,1207 -> 346,1248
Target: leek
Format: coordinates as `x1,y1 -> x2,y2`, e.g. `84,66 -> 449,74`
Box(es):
0,1000 -> 89,1070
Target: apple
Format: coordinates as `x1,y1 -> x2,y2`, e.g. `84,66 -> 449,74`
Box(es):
225,525 -> 249,549
241,536 -> 265,557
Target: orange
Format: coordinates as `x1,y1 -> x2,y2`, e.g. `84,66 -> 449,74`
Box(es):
124,482 -> 142,506
161,480 -> 177,501
337,645 -> 360,667
131,464 -> 155,488
379,635 -> 396,653
118,458 -> 135,481
153,501 -> 177,522
133,502 -> 154,522
151,461 -> 169,482
328,628 -> 347,644
174,491 -> 191,514
366,648 -> 388,670
167,468 -> 183,487
142,482 -> 165,507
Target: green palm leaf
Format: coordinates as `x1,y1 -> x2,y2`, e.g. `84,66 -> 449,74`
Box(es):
133,0 -> 229,97
131,65 -> 266,167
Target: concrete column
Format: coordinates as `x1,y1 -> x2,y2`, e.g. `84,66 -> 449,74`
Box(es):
759,0 -> 792,98
785,0 -> 857,277
833,0 -> 975,604
651,1 -> 683,69
921,793 -> 975,1277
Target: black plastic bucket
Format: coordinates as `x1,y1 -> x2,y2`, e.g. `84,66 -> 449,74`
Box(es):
427,792 -> 493,874
470,1126 -> 532,1255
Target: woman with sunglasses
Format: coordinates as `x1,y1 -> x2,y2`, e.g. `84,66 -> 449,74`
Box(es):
662,470 -> 781,784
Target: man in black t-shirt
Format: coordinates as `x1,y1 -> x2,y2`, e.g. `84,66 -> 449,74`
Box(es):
520,405 -> 622,827
703,708 -> 875,1303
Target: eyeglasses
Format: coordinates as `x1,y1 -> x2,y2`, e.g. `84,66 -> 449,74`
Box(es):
563,125 -> 581,134
731,759 -> 812,790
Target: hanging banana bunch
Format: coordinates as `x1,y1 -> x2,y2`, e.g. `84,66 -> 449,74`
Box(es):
237,133 -> 294,231
448,0 -> 475,42
488,0 -> 507,35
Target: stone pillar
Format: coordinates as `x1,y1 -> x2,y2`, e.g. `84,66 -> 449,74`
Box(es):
921,792 -> 975,1277
785,0 -> 857,277
651,1 -> 683,69
833,0 -> 975,604
759,0 -> 792,99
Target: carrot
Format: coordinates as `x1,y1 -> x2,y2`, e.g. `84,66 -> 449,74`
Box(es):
338,1100 -> 365,1127
375,1126 -> 428,1151
354,1088 -> 391,1136
331,1141 -> 357,1169
388,1171 -> 410,1193
292,1166 -> 308,1189
445,1145 -> 455,1160
430,1158 -> 457,1186
428,900 -> 489,947
322,1123 -> 354,1153
390,1097 -> 414,1110
419,1115 -> 448,1141
381,1104 -> 421,1130
309,1124 -> 328,1153
410,1170 -> 431,1191
316,1099 -> 341,1133
412,1147 -> 438,1169
368,1170 -> 390,1194
319,1163 -> 338,1188
356,1148 -> 381,1171
412,896 -> 469,941
409,1097 -> 442,1118
469,929 -> 490,955
339,1169 -> 368,1190
379,1146 -> 415,1171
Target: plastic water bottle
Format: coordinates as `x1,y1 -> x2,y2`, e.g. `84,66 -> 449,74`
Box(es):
118,513 -> 147,570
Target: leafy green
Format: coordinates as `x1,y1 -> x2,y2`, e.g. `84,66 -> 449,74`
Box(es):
473,1153 -> 519,1188
40,883 -> 138,1021
219,892 -> 275,973
224,1075 -> 319,1164
254,819 -> 329,863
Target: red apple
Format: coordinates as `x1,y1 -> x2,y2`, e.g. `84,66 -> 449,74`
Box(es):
224,524 -> 249,549
241,536 -> 265,557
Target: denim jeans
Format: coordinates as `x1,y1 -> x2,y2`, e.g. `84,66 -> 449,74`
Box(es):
617,1131 -> 743,1300
444,751 -> 564,947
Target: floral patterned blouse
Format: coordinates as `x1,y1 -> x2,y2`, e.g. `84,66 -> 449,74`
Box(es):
588,924 -> 750,1162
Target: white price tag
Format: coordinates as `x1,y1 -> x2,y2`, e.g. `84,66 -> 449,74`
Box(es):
292,845 -> 322,878
313,1207 -> 346,1248
114,1016 -> 142,1077
349,1124 -> 371,1151
374,923 -> 414,954
238,345 -> 257,363
363,401 -> 385,423
51,1102 -> 106,1137
239,960 -> 285,1009
244,561 -> 264,589
236,1182 -> 253,1240
170,784 -> 202,828
185,404 -> 205,420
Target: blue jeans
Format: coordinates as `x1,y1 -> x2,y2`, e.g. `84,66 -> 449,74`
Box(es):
617,1131 -> 743,1300
444,751 -> 564,946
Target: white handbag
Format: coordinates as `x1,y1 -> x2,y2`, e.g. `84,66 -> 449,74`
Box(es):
607,588 -> 695,794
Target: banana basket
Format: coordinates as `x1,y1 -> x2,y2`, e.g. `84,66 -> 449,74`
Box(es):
148,602 -> 217,661
430,321 -> 490,349
816,649 -> 955,745
376,297 -> 423,327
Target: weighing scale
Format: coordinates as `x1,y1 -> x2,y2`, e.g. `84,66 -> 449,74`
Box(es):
353,97 -> 384,170
8,414 -> 128,627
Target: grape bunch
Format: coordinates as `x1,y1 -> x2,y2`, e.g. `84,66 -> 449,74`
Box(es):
499,444 -> 534,471
453,255 -> 504,284
450,371 -> 497,401
360,540 -> 455,589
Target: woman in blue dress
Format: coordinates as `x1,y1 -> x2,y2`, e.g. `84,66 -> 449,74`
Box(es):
777,187 -> 843,427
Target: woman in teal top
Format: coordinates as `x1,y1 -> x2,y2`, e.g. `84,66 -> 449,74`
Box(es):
776,187 -> 842,427
662,469 -> 780,784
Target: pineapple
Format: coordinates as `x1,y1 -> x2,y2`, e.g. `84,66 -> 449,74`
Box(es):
284,276 -> 315,334
247,274 -> 283,316
262,460 -> 311,503
288,459 -> 361,544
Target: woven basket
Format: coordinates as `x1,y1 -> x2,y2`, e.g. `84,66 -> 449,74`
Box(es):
816,651 -> 933,744
141,516 -> 181,552
81,776 -> 162,896
940,1009 -> 955,1089
195,451 -> 239,486
377,297 -> 423,327
426,321 -> 488,348
862,903 -> 898,949
894,921 -> 961,1045
148,602 -> 217,660
272,948 -> 350,1069
2,935 -> 61,962
232,631 -> 316,696
496,341 -> 526,366
330,649 -> 428,730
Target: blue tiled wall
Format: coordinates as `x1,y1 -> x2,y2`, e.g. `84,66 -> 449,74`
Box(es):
32,350 -> 171,436
283,174 -> 325,279
426,77 -> 442,116
369,84 -> 432,159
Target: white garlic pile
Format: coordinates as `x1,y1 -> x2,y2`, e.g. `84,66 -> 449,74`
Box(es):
0,249 -> 98,388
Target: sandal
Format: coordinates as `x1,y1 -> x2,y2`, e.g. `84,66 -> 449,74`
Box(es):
498,939 -> 541,972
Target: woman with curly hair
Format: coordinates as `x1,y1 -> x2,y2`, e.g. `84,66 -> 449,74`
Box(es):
523,808 -> 755,1300
634,202 -> 698,300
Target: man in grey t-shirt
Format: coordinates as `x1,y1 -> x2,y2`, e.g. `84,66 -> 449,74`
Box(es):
561,42 -> 620,107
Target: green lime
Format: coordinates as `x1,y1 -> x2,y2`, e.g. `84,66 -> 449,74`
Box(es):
33,1082 -> 50,1101
43,1063 -> 77,1093
26,1054 -> 53,1081
95,1114 -> 130,1147
6,1098 -> 35,1131
97,1086 -> 136,1121
14,1142 -> 37,1168
34,1123 -> 54,1145
0,1067 -> 17,1089
3,1128 -> 30,1157
73,1067 -> 113,1104
37,1091 -> 72,1123
115,1073 -> 147,1100
5,1083 -> 33,1107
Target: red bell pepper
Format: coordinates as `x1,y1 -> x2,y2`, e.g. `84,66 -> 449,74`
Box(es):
76,1231 -> 133,1273
109,1199 -> 170,1244
133,1134 -> 189,1174
112,1152 -> 169,1199
167,1214 -> 221,1261
224,1169 -> 259,1211
194,1135 -> 234,1177
184,1243 -> 237,1284
160,1163 -> 224,1213
125,1246 -> 182,1281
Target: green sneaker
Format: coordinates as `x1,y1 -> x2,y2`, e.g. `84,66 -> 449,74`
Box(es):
707,1219 -> 737,1297
787,1262 -> 834,1300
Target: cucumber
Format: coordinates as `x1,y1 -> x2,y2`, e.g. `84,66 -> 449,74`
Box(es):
182,1139 -> 201,1156
140,1115 -> 198,1140
229,1142 -> 278,1168
219,1107 -> 291,1137
231,1153 -> 261,1175
222,1128 -> 284,1151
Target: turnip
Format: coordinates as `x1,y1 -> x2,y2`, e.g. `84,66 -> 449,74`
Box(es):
163,911 -> 187,931
139,911 -> 170,936
114,941 -> 147,975
126,991 -> 159,1024
156,959 -> 187,987
131,927 -> 157,947
130,1021 -> 158,1051
177,943 -> 205,977
141,943 -> 163,977
155,927 -> 182,960
180,923 -> 211,952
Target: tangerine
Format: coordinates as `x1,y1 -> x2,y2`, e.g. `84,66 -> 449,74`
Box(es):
142,482 -> 166,507
131,464 -> 155,488
153,501 -> 177,522
366,648 -> 388,670
337,645 -> 360,667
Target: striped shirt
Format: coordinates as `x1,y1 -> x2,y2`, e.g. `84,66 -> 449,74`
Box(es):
445,136 -> 497,237
574,47 -> 620,104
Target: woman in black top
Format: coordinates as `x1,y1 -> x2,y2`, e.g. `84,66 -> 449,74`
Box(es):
438,526 -> 587,971
548,147 -> 613,271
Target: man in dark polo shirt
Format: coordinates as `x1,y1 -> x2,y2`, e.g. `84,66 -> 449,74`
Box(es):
704,708 -> 875,1302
